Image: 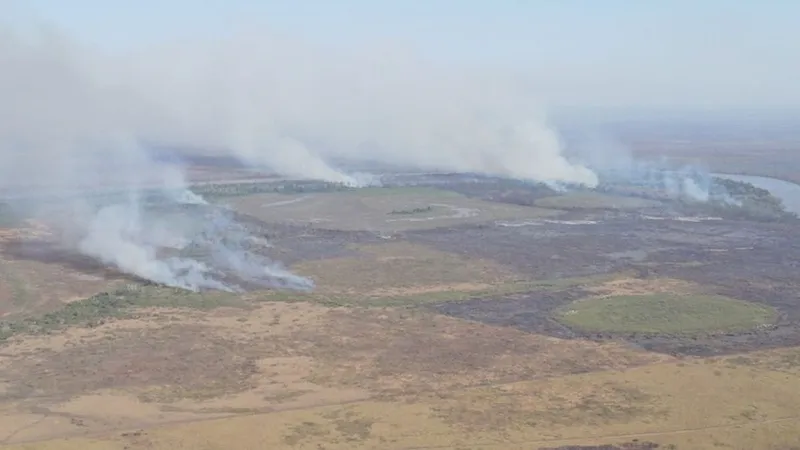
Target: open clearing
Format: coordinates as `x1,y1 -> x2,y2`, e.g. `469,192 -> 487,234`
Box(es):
555,293 -> 778,335
228,187 -> 560,231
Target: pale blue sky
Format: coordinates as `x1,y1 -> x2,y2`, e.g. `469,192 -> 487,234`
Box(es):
8,1 -> 800,109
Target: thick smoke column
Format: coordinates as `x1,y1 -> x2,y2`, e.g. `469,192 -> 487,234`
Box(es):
0,26 -> 313,292
117,32 -> 598,187
0,21 -> 600,290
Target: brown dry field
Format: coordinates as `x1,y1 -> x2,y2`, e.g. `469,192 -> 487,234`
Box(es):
0,194 -> 799,449
2,306 -> 800,450
292,242 -> 519,296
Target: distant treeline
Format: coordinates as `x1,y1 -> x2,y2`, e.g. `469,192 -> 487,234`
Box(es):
430,177 -> 557,207
687,177 -> 795,221
388,206 -> 434,215
191,180 -> 355,199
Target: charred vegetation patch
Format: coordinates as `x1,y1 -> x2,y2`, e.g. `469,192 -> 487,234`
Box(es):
1,239 -> 136,282
425,215 -> 800,357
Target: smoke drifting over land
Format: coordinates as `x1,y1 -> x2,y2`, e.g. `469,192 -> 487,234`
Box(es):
565,132 -> 717,202
0,22 -> 606,290
2,26 -> 601,189
118,32 -> 598,187
0,26 -> 315,292
7,20 -> 760,290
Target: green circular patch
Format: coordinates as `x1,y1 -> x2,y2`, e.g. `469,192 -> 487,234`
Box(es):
555,294 -> 777,335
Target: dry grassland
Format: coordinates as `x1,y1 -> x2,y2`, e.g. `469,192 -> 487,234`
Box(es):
4,346 -> 800,449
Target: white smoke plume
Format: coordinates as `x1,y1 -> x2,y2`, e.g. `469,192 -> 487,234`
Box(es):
113,31 -> 599,187
0,25 -> 313,292
0,20 -> 597,290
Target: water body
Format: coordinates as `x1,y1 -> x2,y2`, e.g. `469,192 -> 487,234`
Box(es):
713,173 -> 800,215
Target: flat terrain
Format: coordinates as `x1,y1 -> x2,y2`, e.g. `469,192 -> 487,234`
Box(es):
0,170 -> 799,450
535,192 -> 661,211
0,223 -> 126,319
555,293 -> 777,335
228,187 -> 560,231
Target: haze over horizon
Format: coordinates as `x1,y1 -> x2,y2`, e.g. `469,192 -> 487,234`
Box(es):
5,0 -> 800,112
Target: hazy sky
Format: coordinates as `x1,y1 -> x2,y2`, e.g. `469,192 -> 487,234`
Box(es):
7,0 -> 800,109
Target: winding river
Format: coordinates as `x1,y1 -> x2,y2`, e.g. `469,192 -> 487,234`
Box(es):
713,173 -> 800,215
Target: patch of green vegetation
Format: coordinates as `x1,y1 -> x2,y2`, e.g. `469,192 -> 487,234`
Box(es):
555,293 -> 777,335
193,180 -> 355,199
0,273 -> 613,340
440,177 -> 557,207
197,182 -> 462,200
0,284 -> 243,341
139,380 -> 256,404
388,205 -> 434,215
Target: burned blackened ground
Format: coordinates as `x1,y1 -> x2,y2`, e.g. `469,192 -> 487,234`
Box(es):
176,210 -> 800,356
424,217 -> 800,357
405,217 -> 730,280
432,289 -> 587,340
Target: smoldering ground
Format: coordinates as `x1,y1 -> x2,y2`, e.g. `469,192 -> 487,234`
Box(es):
4,174 -> 316,293
0,20 -> 597,291
0,26 -> 315,292
0,19 -> 745,291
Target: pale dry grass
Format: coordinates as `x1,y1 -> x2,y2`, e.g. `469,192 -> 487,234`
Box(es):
0,299 -> 665,447
9,349 -> 800,450
288,307 -> 670,396
294,242 -> 520,295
